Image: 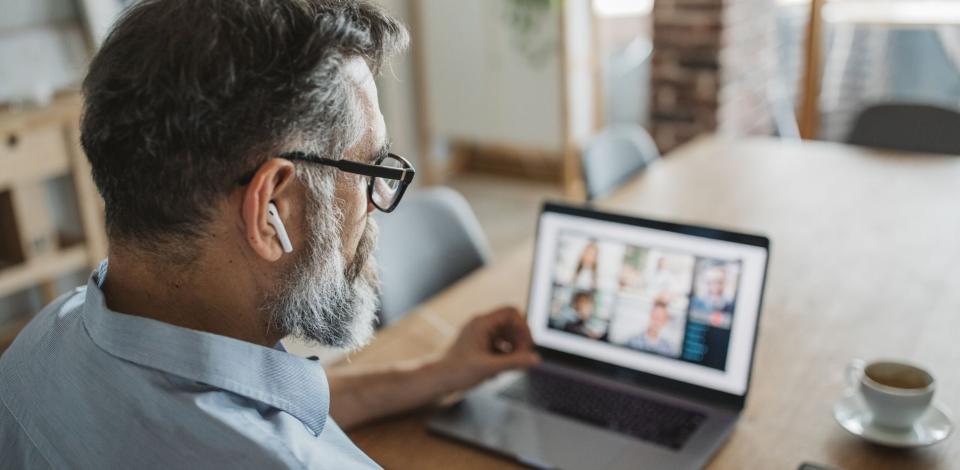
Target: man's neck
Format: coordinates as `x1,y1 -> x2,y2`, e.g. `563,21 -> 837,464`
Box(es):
101,246 -> 281,347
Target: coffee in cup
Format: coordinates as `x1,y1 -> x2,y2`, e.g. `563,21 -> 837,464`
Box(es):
847,359 -> 935,429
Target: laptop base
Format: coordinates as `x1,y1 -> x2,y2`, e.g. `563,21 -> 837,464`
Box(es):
428,368 -> 738,470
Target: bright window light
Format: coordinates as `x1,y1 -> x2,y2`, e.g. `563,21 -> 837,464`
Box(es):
593,0 -> 654,18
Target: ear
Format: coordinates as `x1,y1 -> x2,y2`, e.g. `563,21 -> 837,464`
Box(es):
241,158 -> 297,261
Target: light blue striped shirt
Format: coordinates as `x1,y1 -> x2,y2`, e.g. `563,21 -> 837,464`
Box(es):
0,263 -> 379,469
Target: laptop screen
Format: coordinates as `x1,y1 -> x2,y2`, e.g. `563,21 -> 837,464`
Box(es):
527,205 -> 769,396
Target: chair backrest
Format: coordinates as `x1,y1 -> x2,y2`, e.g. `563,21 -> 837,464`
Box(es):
373,186 -> 491,326
581,125 -> 660,200
846,103 -> 960,155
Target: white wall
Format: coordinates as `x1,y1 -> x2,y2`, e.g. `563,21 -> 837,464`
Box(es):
0,0 -> 77,30
0,0 -> 86,323
371,0 -> 421,170
563,0 -> 596,146
0,0 -> 88,105
418,0 -> 564,152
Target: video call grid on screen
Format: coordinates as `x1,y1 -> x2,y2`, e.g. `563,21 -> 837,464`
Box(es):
528,211 -> 768,396
544,228 -> 742,368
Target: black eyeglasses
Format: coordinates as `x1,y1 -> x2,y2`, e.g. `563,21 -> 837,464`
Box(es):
239,151 -> 416,213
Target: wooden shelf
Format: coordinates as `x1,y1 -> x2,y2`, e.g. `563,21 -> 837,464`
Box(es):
0,92 -> 82,131
0,139 -> 71,190
0,96 -> 77,190
0,91 -> 105,347
0,245 -> 89,299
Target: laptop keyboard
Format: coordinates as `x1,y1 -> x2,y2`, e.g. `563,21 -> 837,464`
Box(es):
499,369 -> 707,450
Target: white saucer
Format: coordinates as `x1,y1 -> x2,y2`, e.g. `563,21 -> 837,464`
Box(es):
833,393 -> 954,448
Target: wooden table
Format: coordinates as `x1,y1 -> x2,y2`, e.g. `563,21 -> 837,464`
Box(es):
333,136 -> 960,469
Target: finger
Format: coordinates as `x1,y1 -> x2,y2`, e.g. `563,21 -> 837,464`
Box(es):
467,306 -> 515,332
506,309 -> 534,351
476,307 -> 534,354
477,306 -> 520,328
493,337 -> 514,354
471,307 -> 518,336
492,308 -> 533,352
488,350 -> 541,372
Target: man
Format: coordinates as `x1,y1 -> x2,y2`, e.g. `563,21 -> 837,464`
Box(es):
551,291 -> 606,340
0,1 -> 539,468
692,266 -> 736,318
626,300 -> 675,356
690,265 -> 737,369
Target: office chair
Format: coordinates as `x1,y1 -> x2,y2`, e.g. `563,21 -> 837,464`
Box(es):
373,186 -> 491,326
581,125 -> 660,200
847,103 -> 960,155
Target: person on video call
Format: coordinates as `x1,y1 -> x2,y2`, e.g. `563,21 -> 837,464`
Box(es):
692,266 -> 735,316
0,1 -> 541,468
627,300 -> 675,356
647,256 -> 681,295
571,240 -> 600,290
552,291 -> 606,340
689,265 -> 735,369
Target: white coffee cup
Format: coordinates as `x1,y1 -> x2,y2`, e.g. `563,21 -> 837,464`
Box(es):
846,359 -> 935,429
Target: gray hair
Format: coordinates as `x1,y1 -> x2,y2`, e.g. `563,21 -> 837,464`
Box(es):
262,164 -> 382,348
80,0 -> 408,257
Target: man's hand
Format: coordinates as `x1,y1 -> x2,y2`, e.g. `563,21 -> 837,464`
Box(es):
438,306 -> 541,392
327,306 -> 539,430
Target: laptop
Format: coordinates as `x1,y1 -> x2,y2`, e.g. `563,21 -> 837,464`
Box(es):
428,202 -> 770,470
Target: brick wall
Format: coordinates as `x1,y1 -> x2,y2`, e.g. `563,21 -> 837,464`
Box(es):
651,0 -> 776,153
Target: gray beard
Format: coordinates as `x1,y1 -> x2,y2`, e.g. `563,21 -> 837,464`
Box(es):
262,185 -> 381,350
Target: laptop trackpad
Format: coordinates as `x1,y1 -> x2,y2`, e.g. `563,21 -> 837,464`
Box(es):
430,390 -> 627,469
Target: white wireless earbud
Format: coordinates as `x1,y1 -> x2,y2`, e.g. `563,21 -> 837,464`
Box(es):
266,202 -> 293,253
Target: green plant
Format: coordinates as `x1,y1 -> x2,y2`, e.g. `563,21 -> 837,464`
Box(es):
502,0 -> 561,67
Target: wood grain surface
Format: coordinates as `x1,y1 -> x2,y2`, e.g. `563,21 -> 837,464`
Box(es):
311,136 -> 960,469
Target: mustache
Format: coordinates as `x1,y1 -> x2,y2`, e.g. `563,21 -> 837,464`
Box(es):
346,217 -> 379,283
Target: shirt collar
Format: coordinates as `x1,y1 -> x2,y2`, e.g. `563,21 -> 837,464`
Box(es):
81,261 -> 329,436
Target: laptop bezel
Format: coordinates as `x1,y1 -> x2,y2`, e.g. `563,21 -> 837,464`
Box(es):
526,202 -> 770,411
